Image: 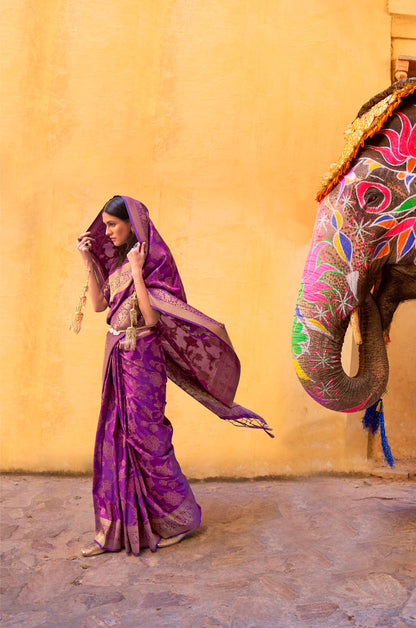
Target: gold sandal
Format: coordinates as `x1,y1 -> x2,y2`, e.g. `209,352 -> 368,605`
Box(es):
81,542 -> 106,557
158,532 -> 187,548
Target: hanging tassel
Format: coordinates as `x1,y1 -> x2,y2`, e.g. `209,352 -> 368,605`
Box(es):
123,326 -> 137,350
70,270 -> 90,334
379,406 -> 394,468
123,292 -> 139,350
362,398 -> 394,467
362,399 -> 382,434
130,292 -> 139,327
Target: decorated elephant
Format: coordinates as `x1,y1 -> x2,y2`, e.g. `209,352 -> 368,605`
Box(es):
292,79 -> 416,423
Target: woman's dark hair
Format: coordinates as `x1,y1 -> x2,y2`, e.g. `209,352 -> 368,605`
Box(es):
102,196 -> 137,267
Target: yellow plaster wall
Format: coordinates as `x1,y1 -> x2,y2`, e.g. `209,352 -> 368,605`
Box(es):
1,1 -> 414,475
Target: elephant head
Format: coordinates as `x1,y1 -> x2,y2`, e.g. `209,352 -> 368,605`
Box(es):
292,81 -> 416,413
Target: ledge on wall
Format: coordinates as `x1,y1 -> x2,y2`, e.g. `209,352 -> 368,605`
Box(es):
366,457 -> 416,480
393,55 -> 416,82
389,0 -> 416,17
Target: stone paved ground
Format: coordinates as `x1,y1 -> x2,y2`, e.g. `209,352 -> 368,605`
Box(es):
0,473 -> 415,628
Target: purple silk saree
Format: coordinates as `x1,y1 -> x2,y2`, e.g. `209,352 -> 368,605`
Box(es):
86,197 -> 272,554
94,266 -> 201,553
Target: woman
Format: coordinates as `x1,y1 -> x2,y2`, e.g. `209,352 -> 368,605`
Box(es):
73,196 -> 272,557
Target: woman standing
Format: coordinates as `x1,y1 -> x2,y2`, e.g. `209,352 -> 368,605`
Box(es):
73,196 -> 272,557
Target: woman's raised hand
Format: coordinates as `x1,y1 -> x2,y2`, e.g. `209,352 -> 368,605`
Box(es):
127,242 -> 147,275
76,232 -> 94,268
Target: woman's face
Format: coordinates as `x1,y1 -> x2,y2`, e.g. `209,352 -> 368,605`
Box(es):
102,212 -> 132,246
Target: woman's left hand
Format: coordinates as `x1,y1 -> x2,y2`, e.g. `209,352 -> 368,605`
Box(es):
127,241 -> 147,274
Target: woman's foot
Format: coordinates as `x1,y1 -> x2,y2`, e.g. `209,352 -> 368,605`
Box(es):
81,542 -> 106,557
158,532 -> 188,548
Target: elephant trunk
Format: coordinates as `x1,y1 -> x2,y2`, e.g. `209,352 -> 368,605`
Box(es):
292,292 -> 389,413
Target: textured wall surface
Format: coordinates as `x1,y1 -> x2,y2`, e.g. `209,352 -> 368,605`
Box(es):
1,0 -> 414,474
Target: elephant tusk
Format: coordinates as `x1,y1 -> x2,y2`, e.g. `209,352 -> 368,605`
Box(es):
350,308 -> 362,345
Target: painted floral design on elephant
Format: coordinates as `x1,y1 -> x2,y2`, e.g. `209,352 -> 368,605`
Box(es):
292,158 -> 415,394
292,83 -> 416,414
372,196 -> 416,261
369,111 -> 416,189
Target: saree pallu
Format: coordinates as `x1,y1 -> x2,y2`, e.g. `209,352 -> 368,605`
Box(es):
87,197 -> 273,435
93,326 -> 201,554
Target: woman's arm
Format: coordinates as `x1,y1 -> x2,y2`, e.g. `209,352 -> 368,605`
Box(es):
127,242 -> 160,326
76,232 -> 108,312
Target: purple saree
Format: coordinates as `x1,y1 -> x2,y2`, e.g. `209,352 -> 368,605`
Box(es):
85,197 -> 272,554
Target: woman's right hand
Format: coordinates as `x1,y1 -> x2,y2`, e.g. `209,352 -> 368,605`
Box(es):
76,232 -> 95,268
76,232 -> 108,311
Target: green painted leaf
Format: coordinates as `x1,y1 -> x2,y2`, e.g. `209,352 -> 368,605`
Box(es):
394,195 -> 416,213
291,318 -> 307,356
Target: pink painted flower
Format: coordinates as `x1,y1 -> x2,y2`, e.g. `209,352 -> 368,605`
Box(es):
301,240 -> 341,308
369,112 -> 416,167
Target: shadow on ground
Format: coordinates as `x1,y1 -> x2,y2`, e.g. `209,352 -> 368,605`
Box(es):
1,473 -> 415,627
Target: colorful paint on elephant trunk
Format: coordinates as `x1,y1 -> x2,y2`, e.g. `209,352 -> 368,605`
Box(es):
293,80 -> 416,418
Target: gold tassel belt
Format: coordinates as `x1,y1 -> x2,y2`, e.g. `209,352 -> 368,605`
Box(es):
70,278 -> 148,352
108,325 -> 155,336
108,324 -> 157,349
108,327 -> 126,336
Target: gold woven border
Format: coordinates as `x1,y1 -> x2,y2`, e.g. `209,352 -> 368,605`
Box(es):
316,82 -> 416,202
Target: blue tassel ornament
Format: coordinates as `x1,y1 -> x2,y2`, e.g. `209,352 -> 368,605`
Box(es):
362,398 -> 394,468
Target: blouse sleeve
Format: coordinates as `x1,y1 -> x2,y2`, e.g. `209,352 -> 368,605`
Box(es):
102,278 -> 110,303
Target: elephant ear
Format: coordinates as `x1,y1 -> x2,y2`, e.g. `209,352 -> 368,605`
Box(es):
316,78 -> 416,202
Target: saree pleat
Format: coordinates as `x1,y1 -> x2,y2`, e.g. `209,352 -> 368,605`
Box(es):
93,329 -> 201,554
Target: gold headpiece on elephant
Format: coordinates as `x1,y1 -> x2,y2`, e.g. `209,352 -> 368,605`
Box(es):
316,78 -> 416,202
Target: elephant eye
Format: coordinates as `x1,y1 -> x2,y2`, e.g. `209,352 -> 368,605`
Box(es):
356,181 -> 391,212
364,188 -> 383,208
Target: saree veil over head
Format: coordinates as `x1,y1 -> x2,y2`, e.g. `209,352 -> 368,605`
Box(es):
83,196 -> 273,436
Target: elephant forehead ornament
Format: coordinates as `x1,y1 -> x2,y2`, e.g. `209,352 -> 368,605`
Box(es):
292,78 -> 416,465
